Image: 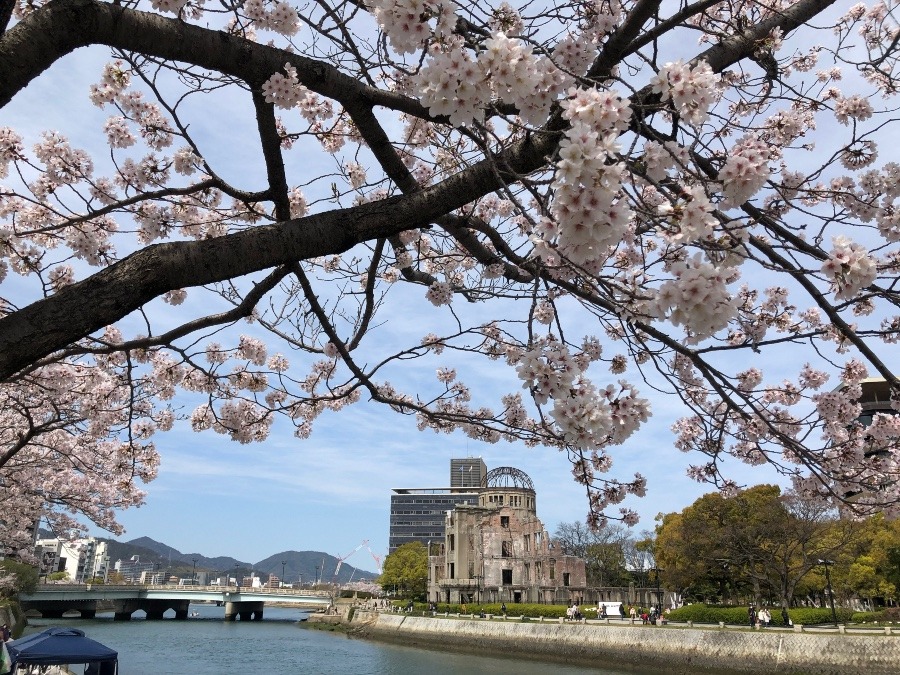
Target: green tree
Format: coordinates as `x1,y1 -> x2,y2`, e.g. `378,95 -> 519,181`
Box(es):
379,542 -> 427,600
0,558 -> 38,596
655,485 -> 853,608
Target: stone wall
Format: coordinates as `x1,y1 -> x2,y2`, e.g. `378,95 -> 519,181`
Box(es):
352,611 -> 900,675
0,602 -> 24,639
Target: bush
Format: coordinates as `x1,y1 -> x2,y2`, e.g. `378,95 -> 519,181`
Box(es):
850,608 -> 900,625
667,604 -> 752,625
788,607 -> 854,625
666,604 -> 854,626
403,602 -> 573,618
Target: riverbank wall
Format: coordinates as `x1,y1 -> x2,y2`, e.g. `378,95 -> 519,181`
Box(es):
0,601 -> 24,638
350,610 -> 899,675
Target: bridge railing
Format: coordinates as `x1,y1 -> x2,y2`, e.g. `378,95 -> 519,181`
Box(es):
31,583 -> 333,597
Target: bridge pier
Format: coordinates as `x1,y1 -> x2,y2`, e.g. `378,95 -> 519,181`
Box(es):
144,600 -> 173,620
224,601 -> 264,621
39,608 -> 66,619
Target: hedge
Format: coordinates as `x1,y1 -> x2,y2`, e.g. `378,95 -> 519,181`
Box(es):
396,602 -> 634,619
666,603 -> 855,626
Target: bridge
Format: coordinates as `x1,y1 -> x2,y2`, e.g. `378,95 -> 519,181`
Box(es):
19,584 -> 332,621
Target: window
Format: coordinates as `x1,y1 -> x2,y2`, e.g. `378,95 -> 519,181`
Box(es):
501,541 -> 512,557
523,534 -> 530,552
502,569 -> 513,585
500,515 -> 509,528
449,563 -> 455,579
535,531 -> 542,548
448,534 -> 455,552
524,563 -> 530,582
536,561 -> 542,579
549,559 -> 556,581
563,572 -> 570,587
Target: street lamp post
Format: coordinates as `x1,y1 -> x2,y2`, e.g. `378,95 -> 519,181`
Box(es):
818,559 -> 839,625
649,567 -> 664,611
281,561 -> 286,587
192,558 -> 198,586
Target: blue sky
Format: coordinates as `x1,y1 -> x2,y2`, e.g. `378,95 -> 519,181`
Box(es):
3,8 -> 884,569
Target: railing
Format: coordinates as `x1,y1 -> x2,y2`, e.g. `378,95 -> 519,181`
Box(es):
30,583 -> 332,597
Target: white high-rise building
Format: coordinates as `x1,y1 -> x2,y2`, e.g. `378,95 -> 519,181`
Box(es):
34,537 -> 109,583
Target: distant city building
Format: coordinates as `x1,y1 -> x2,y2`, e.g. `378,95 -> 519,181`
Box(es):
427,466 -> 587,605
34,537 -> 109,583
114,555 -> 156,583
388,458 -> 486,552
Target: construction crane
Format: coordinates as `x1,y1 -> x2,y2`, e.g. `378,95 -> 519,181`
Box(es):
332,539 -> 383,583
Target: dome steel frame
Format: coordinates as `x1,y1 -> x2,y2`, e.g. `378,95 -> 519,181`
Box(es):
482,466 -> 534,490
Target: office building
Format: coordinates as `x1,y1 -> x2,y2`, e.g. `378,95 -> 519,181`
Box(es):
388,457 -> 487,553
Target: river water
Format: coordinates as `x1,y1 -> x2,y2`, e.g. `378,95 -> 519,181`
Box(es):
23,604 -> 649,674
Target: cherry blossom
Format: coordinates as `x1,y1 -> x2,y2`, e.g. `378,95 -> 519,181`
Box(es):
4,0 -> 900,553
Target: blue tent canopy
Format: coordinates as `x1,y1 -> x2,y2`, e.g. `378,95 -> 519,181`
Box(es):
6,627 -> 117,674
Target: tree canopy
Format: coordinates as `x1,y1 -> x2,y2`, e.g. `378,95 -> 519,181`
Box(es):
654,485 -> 888,607
3,0 -> 900,555
379,542 -> 428,597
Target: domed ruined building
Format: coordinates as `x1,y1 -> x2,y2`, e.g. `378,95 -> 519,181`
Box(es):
427,466 -> 587,606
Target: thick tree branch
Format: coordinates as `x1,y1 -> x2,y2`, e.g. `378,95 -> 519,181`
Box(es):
0,0 -> 839,382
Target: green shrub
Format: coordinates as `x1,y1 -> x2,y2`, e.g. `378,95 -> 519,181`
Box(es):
667,604 -> 752,625
788,607 -> 854,625
666,604 -> 854,626
425,602 -> 571,618
851,611 -> 882,624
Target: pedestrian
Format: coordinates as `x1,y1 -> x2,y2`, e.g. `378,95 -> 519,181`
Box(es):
760,607 -> 770,628
748,605 -> 756,627
629,605 -> 637,623
1,624 -> 9,641
600,603 -> 607,619
781,606 -> 791,627
501,602 -> 507,616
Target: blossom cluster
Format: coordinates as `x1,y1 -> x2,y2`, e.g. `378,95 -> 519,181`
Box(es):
821,235 -> 877,300
243,0 -> 300,36
650,254 -> 741,342
533,88 -> 634,267
718,134 -> 774,208
649,60 -> 720,127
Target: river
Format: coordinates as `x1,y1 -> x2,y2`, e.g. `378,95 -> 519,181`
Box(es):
23,604 -> 648,674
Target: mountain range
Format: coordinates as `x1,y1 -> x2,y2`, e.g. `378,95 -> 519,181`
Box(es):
101,536 -> 379,584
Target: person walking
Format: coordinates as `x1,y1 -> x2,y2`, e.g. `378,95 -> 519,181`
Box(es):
748,605 -> 756,627
781,606 -> 791,627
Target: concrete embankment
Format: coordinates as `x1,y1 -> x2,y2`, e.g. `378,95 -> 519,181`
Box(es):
0,602 -> 24,638
350,610 -> 900,675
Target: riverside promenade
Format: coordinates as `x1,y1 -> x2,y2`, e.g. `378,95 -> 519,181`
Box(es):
348,609 -> 899,675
